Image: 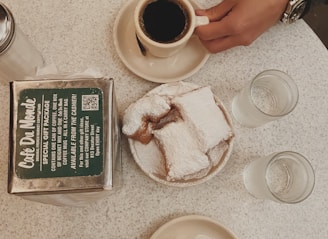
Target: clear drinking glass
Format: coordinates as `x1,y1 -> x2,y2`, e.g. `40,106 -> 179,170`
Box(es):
0,3 -> 44,84
243,151 -> 315,204
232,70 -> 299,128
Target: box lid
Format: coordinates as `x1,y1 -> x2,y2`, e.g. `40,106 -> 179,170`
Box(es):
8,77 -> 119,195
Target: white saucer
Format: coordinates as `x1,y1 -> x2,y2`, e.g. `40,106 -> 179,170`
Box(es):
113,0 -> 210,83
150,215 -> 237,239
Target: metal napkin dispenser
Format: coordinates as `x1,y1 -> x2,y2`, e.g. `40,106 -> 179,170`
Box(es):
8,77 -> 121,205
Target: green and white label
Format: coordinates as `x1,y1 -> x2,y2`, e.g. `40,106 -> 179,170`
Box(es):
15,88 -> 104,179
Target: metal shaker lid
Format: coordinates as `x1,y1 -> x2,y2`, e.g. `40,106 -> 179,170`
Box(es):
0,3 -> 15,54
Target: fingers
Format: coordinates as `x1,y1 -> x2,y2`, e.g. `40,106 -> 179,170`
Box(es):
200,37 -> 237,53
200,35 -> 247,53
195,18 -> 233,41
195,0 -> 238,41
196,0 -> 237,21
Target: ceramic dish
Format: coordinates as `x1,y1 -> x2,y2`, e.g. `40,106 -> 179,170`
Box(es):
150,215 -> 237,239
128,82 -> 235,187
113,0 -> 210,83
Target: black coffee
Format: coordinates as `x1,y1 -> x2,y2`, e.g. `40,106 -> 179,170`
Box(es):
141,0 -> 190,43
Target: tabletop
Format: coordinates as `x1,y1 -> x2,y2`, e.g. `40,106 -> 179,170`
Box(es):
1,0 -> 328,238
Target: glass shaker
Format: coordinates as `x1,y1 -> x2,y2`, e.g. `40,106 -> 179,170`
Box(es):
0,3 -> 44,84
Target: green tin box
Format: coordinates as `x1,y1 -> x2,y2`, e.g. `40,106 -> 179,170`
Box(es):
8,77 -> 121,205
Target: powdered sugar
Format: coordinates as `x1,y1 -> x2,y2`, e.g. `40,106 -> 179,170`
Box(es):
153,121 -> 210,181
172,86 -> 233,152
122,94 -> 170,135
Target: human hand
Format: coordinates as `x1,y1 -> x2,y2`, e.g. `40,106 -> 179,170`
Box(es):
195,0 -> 289,53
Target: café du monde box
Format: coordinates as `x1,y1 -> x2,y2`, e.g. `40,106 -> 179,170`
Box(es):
8,77 -> 121,202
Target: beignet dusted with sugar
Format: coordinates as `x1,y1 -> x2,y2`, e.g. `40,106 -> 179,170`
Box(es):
122,94 -> 170,144
153,121 -> 211,181
172,86 -> 233,152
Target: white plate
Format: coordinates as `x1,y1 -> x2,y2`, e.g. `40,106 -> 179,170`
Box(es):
113,0 -> 210,83
128,82 -> 235,187
150,215 -> 237,239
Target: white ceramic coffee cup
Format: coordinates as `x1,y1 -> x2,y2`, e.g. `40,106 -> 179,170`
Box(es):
134,0 -> 209,58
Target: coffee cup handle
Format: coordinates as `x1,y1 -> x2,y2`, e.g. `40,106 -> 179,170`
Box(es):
195,16 -> 209,27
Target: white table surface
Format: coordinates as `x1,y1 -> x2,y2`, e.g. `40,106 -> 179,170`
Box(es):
1,0 -> 328,238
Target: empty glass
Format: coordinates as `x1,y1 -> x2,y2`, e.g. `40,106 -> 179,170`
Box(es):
232,70 -> 299,127
0,3 -> 44,84
243,151 -> 315,204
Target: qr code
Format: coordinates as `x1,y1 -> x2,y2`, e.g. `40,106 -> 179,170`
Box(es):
82,94 -> 99,111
